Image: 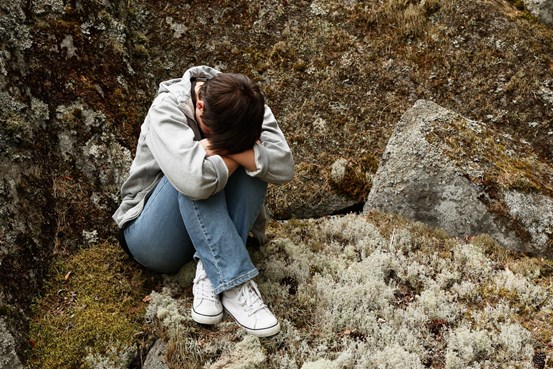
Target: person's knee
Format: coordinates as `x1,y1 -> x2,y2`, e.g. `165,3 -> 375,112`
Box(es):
130,245 -> 192,274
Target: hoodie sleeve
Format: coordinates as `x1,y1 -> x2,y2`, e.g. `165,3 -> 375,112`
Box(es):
146,92 -> 229,200
246,106 -> 295,184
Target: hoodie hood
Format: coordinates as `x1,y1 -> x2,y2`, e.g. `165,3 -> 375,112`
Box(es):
156,65 -> 222,120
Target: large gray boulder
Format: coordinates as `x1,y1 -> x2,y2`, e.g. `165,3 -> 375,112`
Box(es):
364,100 -> 553,258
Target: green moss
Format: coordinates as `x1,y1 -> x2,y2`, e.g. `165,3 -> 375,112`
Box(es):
327,152 -> 380,203
27,242 -> 150,369
427,116 -> 553,199
2,112 -> 27,135
132,44 -> 149,58
293,60 -> 307,72
476,283 -> 521,309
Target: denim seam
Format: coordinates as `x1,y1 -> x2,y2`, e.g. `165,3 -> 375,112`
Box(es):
192,199 -> 224,286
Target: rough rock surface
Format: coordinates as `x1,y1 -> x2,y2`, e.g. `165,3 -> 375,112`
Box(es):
365,100 -> 553,257
504,191 -> 553,250
0,318 -> 24,369
0,0 -> 151,360
143,339 -> 170,369
523,0 -> 553,26
0,0 -> 52,359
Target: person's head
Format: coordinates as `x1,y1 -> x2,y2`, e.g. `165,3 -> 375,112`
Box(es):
195,73 -> 265,155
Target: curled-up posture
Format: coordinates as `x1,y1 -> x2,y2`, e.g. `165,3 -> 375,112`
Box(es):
113,66 -> 294,337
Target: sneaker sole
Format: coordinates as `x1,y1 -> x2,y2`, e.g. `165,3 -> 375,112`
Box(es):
191,308 -> 223,325
224,309 -> 281,337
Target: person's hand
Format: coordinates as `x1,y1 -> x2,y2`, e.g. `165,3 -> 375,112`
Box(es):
200,138 -> 240,174
227,148 -> 256,172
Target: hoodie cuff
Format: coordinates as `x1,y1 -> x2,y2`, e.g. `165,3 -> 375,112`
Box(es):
207,154 -> 229,193
246,144 -> 268,177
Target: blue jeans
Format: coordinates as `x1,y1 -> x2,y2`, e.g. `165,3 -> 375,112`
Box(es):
124,168 -> 267,294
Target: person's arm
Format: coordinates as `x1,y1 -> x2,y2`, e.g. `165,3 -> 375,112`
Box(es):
227,149 -> 256,172
247,106 -> 294,184
147,93 -> 229,200
200,139 -> 240,175
199,106 -> 294,184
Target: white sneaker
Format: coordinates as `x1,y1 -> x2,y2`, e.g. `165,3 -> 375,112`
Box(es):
222,280 -> 280,337
191,260 -> 223,325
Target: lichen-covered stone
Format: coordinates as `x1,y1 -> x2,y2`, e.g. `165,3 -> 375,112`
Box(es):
365,100 -> 553,258
142,340 -> 170,369
523,0 -> 553,26
504,191 -> 553,255
0,318 -> 24,369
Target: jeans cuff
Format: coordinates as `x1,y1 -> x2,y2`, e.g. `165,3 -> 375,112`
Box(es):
213,268 -> 259,294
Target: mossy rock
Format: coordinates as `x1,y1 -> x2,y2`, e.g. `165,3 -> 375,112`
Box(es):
27,242 -> 153,369
366,100 -> 553,258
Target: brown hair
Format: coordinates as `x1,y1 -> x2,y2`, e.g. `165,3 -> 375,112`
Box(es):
199,73 -> 264,155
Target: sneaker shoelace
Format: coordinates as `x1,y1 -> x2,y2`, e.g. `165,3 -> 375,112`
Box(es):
239,281 -> 267,316
193,268 -> 217,302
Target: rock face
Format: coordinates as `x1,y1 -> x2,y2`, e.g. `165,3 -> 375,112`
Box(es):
0,318 -> 24,369
523,0 -> 553,26
143,340 -> 170,369
364,100 -> 553,258
0,0 -> 151,361
0,0 -> 52,359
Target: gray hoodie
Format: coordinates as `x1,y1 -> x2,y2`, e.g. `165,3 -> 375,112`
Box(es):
112,66 -> 294,234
